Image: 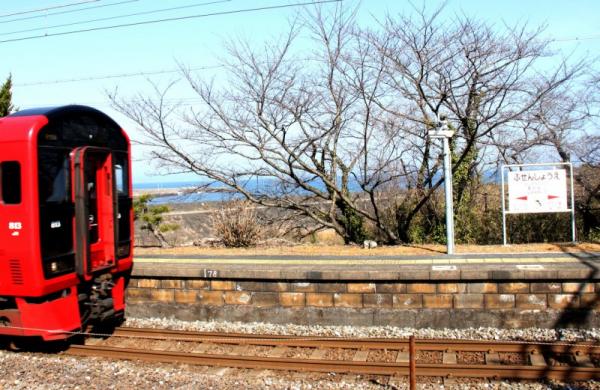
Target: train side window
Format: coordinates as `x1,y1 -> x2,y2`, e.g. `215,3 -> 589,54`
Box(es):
0,161 -> 22,204
115,164 -> 124,194
114,153 -> 129,197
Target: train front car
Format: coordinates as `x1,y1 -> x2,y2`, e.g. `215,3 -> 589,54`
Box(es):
0,106 -> 133,341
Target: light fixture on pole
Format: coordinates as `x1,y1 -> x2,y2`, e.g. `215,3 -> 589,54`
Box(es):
429,114 -> 456,255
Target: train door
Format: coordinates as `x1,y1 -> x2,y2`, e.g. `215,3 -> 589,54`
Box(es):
72,147 -> 116,278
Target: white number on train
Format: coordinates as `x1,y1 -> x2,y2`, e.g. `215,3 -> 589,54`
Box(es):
8,222 -> 22,230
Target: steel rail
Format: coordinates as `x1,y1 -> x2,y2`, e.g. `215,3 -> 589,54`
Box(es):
66,344 -> 600,381
110,327 -> 600,354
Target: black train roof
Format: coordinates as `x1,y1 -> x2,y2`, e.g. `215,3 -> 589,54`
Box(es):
11,105 -> 127,150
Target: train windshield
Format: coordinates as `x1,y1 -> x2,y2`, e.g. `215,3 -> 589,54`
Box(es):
38,148 -> 71,204
38,147 -> 75,278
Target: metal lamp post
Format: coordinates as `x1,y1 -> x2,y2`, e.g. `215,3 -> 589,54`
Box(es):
429,115 -> 456,255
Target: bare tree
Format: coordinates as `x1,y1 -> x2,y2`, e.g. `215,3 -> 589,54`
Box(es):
369,5 -> 586,242
112,6 -> 407,244
503,74 -> 600,238
110,4 -> 591,244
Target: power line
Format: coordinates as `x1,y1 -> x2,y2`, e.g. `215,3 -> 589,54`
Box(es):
16,64 -> 225,87
14,32 -> 597,87
18,97 -> 206,109
0,0 -> 233,36
14,36 -> 596,87
0,0 -> 342,44
0,0 -> 139,25
0,0 -> 101,19
16,56 -> 321,87
553,33 -> 600,42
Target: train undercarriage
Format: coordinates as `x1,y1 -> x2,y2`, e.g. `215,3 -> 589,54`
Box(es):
0,272 -> 128,341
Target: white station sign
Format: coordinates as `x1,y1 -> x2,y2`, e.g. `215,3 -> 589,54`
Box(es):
507,169 -> 568,213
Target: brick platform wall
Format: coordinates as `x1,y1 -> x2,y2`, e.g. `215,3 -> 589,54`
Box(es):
125,278 -> 600,328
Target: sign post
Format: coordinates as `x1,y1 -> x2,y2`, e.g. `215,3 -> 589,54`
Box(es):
429,116 -> 455,255
501,162 -> 575,245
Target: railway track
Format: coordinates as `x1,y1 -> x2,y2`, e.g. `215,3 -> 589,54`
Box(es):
65,327 -> 600,382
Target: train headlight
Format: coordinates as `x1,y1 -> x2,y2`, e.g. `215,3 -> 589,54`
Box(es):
117,244 -> 130,258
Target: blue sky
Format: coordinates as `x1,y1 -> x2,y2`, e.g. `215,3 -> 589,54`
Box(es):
1,0 -> 598,185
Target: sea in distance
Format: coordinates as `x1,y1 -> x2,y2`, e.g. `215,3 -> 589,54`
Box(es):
135,169 -> 507,204
134,178 -> 364,204
134,181 -> 227,204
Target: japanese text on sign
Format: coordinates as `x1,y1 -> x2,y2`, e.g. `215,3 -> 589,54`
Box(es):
511,171 -> 561,182
507,169 -> 568,213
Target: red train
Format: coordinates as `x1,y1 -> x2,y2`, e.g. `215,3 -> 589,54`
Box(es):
0,105 -> 133,340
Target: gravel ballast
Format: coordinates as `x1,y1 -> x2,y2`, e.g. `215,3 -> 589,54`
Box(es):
2,316 -> 600,389
0,350 -> 391,390
2,350 -> 597,390
124,317 -> 600,343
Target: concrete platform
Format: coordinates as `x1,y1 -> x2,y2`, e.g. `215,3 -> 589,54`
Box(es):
126,252 -> 600,329
132,252 -> 600,280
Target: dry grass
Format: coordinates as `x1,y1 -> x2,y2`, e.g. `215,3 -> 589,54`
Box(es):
135,242 -> 600,256
211,201 -> 262,247
301,229 -> 345,245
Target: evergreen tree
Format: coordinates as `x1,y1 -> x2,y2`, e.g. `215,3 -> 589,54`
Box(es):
0,74 -> 15,117
133,194 -> 179,247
